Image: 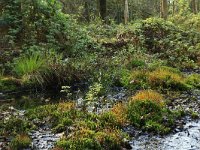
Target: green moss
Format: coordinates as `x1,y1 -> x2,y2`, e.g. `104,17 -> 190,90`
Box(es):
190,111 -> 199,119
0,77 -> 21,91
9,134 -> 31,150
123,66 -> 193,91
185,74 -> 200,89
145,120 -> 170,134
127,99 -> 163,128
128,59 -> 146,69
56,139 -> 69,149
127,99 -> 181,134
1,117 -> 33,135
56,128 -> 125,150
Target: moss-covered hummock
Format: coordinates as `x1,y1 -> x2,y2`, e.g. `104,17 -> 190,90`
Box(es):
127,90 -> 182,134
121,66 -> 197,91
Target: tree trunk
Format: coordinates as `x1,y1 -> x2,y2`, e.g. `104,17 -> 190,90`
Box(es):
198,0 -> 200,12
99,0 -> 106,21
124,0 -> 129,24
160,0 -> 168,19
172,0 -> 175,15
190,0 -> 198,14
84,0 -> 90,22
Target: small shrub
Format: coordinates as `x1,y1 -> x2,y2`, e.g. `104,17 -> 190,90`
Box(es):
9,134 -> 31,150
85,82 -> 103,101
56,139 -> 69,149
4,117 -> 33,134
94,129 -> 123,150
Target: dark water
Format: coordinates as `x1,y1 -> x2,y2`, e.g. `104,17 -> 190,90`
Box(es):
1,85 -> 200,150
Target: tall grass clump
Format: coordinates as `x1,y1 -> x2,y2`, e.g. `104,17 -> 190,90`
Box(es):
13,53 -> 47,77
13,52 -> 50,87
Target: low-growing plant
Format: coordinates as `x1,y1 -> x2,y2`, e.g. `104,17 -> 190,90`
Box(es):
125,66 -> 193,91
128,98 -> 163,128
132,90 -> 164,106
12,52 -> 50,87
111,103 -> 128,126
127,90 -> 179,134
9,134 -> 31,150
0,77 -> 22,91
128,59 -> 146,69
185,74 -> 200,89
3,117 -> 33,135
148,68 -> 188,90
126,69 -> 149,89
56,128 -> 126,150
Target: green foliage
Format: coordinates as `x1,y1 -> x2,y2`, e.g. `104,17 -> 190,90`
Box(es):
9,134 -> 31,150
128,59 -> 146,69
148,67 -> 189,90
13,52 -> 47,77
12,52 -> 50,87
1,116 -> 33,136
127,99 -> 162,127
121,66 -> 194,91
169,14 -> 200,32
127,99 -> 178,134
25,102 -> 128,149
185,74 -> 200,89
117,17 -> 200,69
0,77 -> 21,91
85,82 -> 103,101
56,128 -> 124,150
1,0 -> 96,57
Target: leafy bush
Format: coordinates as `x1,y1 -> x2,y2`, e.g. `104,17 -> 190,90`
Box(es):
123,69 -> 149,90
128,59 -> 146,69
128,99 -> 163,129
169,14 -> 200,32
117,18 -> 200,68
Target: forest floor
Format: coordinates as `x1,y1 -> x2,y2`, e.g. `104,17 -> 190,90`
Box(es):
0,70 -> 200,150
